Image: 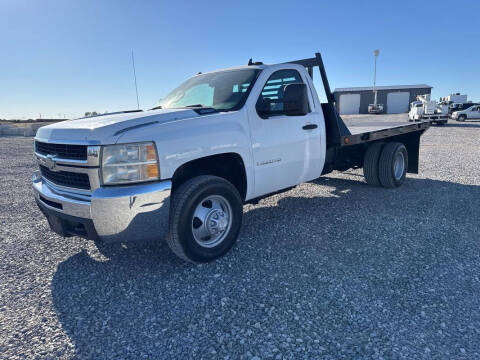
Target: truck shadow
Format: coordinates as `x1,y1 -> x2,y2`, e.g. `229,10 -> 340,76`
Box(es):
446,121 -> 480,128
50,176 -> 480,358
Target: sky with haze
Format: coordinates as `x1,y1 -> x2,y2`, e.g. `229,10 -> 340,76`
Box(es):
1,0 -> 479,119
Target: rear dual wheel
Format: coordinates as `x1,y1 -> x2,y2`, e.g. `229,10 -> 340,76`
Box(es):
363,142 -> 408,188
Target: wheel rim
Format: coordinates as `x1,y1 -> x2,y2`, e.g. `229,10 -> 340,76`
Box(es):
393,152 -> 405,180
191,195 -> 232,248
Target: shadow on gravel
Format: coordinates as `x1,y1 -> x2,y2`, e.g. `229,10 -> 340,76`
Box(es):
446,122 -> 480,128
51,176 -> 480,358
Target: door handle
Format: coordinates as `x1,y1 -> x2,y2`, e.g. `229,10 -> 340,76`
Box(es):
302,124 -> 318,130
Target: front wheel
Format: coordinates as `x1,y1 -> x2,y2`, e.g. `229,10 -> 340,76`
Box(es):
458,115 -> 466,122
167,175 -> 243,263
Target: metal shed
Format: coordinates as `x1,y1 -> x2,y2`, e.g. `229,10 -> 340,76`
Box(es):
333,84 -> 432,114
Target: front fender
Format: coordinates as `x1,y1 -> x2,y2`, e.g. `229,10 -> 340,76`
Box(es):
115,110 -> 255,198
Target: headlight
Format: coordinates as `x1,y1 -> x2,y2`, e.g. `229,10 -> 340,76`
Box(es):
101,142 -> 159,185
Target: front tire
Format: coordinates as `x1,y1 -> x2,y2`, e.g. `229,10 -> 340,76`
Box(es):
378,142 -> 408,188
458,115 -> 466,122
167,175 -> 243,263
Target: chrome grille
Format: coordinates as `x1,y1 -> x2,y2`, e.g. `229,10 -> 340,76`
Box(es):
39,165 -> 91,190
35,141 -> 88,160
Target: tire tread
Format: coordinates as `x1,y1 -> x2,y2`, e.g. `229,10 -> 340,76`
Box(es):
363,142 -> 385,187
378,142 -> 407,188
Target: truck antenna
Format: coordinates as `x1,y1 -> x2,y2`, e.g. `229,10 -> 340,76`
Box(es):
131,50 -> 140,109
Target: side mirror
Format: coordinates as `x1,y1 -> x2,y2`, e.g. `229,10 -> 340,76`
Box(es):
256,97 -> 272,119
283,83 -> 309,116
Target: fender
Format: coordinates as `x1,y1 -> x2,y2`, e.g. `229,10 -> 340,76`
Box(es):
115,109 -> 256,199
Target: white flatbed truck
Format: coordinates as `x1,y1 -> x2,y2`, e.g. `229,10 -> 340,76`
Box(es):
409,95 -> 448,125
32,52 -> 430,262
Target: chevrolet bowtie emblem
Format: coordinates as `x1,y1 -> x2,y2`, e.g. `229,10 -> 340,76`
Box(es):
39,154 -> 58,171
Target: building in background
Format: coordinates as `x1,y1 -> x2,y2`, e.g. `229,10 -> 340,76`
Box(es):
333,84 -> 432,114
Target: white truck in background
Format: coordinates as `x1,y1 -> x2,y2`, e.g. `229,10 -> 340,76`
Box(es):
438,93 -> 477,116
448,101 -> 479,115
440,93 -> 468,104
32,52 -> 430,263
409,94 -> 448,125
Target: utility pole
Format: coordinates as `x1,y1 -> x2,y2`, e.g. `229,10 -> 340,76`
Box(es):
131,51 -> 140,110
373,49 -> 379,107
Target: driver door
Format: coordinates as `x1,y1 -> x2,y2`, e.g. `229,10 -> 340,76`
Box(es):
472,107 -> 480,119
247,68 -> 322,197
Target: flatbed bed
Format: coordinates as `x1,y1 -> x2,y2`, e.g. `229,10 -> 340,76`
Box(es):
341,119 -> 430,146
289,53 -> 430,175
409,113 -> 448,125
343,119 -> 427,135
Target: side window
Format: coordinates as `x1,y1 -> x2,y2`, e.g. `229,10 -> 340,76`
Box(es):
258,69 -> 305,115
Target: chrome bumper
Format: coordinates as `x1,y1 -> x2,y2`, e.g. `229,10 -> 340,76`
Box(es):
32,170 -> 171,243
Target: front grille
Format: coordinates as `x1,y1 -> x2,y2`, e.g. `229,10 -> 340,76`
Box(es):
35,141 -> 88,161
39,165 -> 91,190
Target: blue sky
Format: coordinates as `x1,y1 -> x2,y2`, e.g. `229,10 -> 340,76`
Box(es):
1,0 -> 479,119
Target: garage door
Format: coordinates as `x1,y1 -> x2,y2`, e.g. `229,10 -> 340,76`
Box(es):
339,94 -> 360,114
387,92 -> 410,113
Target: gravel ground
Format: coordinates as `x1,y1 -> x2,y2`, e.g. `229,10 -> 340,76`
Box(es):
1,116 -> 480,359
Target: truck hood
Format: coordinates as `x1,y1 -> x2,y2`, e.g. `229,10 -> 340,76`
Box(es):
35,108 -> 199,144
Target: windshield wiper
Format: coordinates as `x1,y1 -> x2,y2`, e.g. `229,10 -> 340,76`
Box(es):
183,104 -> 207,108
150,105 -> 162,110
181,104 -> 218,114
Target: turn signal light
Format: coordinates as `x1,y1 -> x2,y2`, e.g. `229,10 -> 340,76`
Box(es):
147,163 -> 159,178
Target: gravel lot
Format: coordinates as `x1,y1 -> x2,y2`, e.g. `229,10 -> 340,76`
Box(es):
1,116 -> 480,359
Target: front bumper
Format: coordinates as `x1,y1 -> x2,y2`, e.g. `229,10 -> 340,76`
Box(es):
32,170 -> 171,243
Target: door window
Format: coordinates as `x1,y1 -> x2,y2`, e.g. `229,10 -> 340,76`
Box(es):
257,69 -> 306,116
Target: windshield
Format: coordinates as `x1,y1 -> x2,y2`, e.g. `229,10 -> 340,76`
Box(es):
155,69 -> 260,111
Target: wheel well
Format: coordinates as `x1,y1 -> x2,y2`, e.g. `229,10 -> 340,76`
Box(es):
171,153 -> 247,200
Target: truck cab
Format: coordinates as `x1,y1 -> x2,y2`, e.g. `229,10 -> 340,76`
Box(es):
33,53 -> 429,263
